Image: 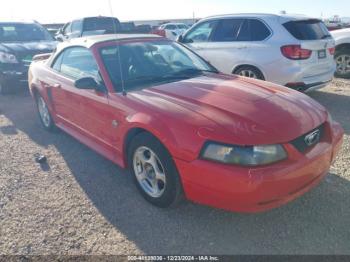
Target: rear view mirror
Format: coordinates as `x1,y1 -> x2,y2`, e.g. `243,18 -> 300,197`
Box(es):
74,77 -> 105,93
177,34 -> 183,43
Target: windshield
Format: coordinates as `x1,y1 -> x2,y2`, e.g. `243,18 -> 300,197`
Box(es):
0,23 -> 53,42
100,40 -> 217,92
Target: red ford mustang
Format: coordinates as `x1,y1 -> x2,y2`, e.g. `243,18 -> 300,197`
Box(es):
28,34 -> 344,213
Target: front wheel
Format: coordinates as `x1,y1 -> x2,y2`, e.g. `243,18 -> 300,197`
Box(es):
128,133 -> 184,208
335,49 -> 350,79
36,94 -> 56,131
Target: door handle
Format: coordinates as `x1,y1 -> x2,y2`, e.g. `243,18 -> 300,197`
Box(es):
53,83 -> 61,89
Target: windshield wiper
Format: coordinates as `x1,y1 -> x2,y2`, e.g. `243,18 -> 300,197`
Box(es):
173,68 -> 218,76
130,70 -> 208,83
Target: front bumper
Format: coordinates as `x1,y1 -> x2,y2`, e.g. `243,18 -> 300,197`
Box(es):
175,121 -> 344,213
0,63 -> 29,86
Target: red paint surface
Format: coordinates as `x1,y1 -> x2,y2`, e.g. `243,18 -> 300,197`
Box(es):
29,38 -> 344,213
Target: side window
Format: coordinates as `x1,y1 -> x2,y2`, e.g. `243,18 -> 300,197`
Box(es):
71,20 -> 82,33
211,19 -> 244,42
237,20 -> 250,41
249,19 -> 271,41
165,24 -> 176,30
52,52 -> 64,71
52,47 -> 100,81
237,19 -> 271,41
184,21 -> 218,43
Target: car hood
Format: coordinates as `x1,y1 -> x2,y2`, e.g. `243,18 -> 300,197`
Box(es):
129,74 -> 327,145
0,41 -> 57,56
331,28 -> 350,40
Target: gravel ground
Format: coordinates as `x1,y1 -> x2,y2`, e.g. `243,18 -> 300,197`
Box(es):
0,79 -> 349,255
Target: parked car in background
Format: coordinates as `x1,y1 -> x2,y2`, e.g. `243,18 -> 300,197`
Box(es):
156,23 -> 189,40
0,20 -> 56,94
324,16 -> 350,31
28,34 -> 343,213
120,22 -> 136,33
120,22 -> 152,34
178,14 -> 336,92
55,16 -> 121,41
331,28 -> 350,78
46,28 -> 60,38
134,24 -> 152,34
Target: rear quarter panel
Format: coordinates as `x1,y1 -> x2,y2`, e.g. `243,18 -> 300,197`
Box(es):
29,60 -> 48,96
28,59 -> 57,116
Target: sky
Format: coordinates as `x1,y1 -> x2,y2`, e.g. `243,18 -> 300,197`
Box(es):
1,0 -> 350,23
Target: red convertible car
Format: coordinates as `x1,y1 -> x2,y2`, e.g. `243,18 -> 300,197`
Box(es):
28,34 -> 344,213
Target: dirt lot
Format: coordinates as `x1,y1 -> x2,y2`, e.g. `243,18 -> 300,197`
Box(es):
0,79 -> 349,255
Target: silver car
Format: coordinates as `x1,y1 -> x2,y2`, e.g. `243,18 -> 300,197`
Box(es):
179,13 -> 336,92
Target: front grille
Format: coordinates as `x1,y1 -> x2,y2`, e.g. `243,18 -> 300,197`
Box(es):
291,124 -> 325,153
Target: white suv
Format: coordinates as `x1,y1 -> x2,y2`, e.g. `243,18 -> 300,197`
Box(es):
179,14 -> 336,92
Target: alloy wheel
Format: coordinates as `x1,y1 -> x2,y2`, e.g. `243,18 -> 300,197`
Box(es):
133,146 -> 167,198
38,97 -> 51,128
336,54 -> 350,75
238,70 -> 258,79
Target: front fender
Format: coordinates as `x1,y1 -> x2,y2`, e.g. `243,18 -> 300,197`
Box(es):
335,37 -> 350,47
121,112 -> 196,167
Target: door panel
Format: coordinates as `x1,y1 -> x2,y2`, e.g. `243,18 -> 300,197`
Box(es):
49,73 -> 119,156
47,46 -> 120,159
48,73 -> 83,129
192,19 -> 248,74
201,42 -> 250,74
77,90 -> 118,153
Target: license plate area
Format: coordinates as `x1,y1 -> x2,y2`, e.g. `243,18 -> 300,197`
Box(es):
318,50 -> 326,59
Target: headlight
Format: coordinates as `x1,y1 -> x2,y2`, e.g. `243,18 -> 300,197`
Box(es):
201,142 -> 287,166
0,51 -> 18,64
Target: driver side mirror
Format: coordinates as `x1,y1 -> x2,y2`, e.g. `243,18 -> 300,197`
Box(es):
74,77 -> 106,93
177,34 -> 184,43
177,34 -> 193,44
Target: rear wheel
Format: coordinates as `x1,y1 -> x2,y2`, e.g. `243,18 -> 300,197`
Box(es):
36,94 -> 56,131
128,133 -> 184,208
335,49 -> 350,79
234,66 -> 265,80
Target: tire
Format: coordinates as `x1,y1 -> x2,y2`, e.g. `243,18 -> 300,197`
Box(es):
234,66 -> 265,80
36,94 -> 56,132
0,80 -> 12,95
335,49 -> 350,79
128,132 -> 184,208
